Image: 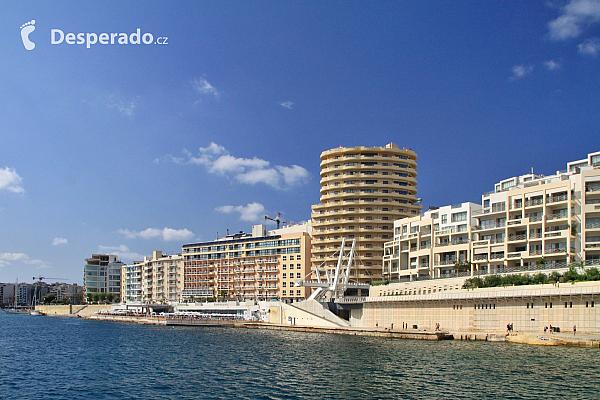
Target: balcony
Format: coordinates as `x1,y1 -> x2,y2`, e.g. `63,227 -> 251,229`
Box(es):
434,259 -> 457,266
586,222 -> 600,229
508,234 -> 527,242
524,198 -> 544,207
547,212 -> 569,221
529,215 -> 543,222
473,254 -> 488,261
544,247 -> 567,254
473,222 -> 505,231
529,233 -> 543,239
490,253 -> 505,260
547,194 -> 568,203
451,239 -> 470,245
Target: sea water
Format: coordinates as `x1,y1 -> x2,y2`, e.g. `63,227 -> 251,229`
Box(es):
0,312 -> 597,399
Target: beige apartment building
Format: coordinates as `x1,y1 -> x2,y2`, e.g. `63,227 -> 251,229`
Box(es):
122,251 -> 183,304
383,151 -> 600,284
311,143 -> 421,284
383,202 -> 482,282
182,223 -> 312,303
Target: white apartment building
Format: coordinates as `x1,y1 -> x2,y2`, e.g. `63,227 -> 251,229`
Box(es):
382,151 -> 600,284
83,254 -> 124,300
122,251 -> 183,304
383,202 -> 482,281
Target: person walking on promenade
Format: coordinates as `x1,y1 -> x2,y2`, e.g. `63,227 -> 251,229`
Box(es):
573,325 -> 576,335
549,324 -> 553,334
391,323 -> 394,330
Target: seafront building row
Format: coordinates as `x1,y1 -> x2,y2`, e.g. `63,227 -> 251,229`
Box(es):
0,281 -> 83,307
82,148 -> 600,311
383,151 -> 600,283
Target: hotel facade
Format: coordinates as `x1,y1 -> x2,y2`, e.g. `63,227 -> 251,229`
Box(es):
311,143 -> 421,285
182,223 -> 312,303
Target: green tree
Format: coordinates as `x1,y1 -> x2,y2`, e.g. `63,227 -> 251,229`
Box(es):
536,257 -> 546,266
41,293 -> 56,304
562,266 -> 581,283
462,277 -> 483,289
548,271 -> 562,283
483,275 -> 502,288
454,261 -> 471,273
532,272 -> 548,285
584,267 -> 600,281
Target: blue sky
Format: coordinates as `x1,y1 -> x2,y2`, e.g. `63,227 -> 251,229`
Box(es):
1,1 -> 599,284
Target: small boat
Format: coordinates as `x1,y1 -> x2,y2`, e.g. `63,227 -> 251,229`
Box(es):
30,310 -> 43,316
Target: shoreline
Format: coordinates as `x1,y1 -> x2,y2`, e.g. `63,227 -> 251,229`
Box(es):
79,314 -> 600,347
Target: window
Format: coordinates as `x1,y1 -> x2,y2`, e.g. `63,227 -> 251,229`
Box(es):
296,290 -> 301,295
451,212 -> 467,223
297,264 -> 301,269
297,255 -> 301,260
282,282 -> 287,287
442,215 -> 447,224
283,290 -> 287,296
283,256 -> 287,261
296,273 -> 301,278
282,273 -> 287,279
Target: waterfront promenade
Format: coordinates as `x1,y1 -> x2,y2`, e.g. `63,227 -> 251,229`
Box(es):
81,313 -> 600,347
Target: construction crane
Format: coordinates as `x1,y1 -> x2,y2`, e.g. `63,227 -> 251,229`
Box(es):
33,276 -> 68,283
264,212 -> 292,229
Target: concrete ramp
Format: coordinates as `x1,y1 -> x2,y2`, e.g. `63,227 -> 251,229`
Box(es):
290,300 -> 351,327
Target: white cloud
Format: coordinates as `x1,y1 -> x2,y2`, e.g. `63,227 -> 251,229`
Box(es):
280,101 -> 294,109
510,64 -> 534,80
193,77 -> 220,98
108,94 -> 136,116
118,227 -> 195,242
578,37 -> 600,55
276,165 -> 310,186
173,142 -> 310,189
97,245 -> 144,261
236,168 -> 281,186
52,237 -> 68,246
0,252 -> 49,269
0,167 -> 24,194
543,60 -> 562,70
548,0 -> 600,40
216,202 -> 266,222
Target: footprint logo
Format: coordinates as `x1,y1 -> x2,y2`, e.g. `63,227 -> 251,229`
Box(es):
20,20 -> 36,50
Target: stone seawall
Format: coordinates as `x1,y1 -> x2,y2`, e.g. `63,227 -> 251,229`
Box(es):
36,304 -> 113,317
